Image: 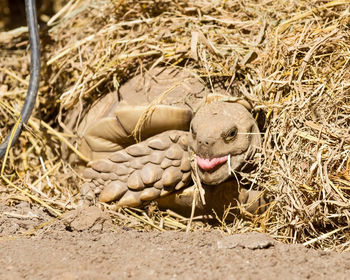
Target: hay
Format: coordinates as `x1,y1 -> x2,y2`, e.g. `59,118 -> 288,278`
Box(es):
0,0 -> 349,250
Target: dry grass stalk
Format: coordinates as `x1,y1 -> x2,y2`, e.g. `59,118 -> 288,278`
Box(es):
0,0 -> 349,250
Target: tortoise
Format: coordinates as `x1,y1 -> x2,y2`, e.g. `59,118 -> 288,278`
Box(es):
71,67 -> 266,218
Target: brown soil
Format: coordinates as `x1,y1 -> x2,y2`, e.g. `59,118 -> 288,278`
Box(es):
1,201 -> 350,280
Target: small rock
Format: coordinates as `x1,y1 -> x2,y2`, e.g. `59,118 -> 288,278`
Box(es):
217,232 -> 275,250
62,206 -> 111,232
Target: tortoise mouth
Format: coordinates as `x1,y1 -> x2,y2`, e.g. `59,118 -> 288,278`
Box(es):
196,155 -> 228,171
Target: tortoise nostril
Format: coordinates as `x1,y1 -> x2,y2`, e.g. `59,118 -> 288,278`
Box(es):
198,139 -> 211,146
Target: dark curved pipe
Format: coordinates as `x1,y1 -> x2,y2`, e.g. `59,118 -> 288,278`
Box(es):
0,0 -> 40,158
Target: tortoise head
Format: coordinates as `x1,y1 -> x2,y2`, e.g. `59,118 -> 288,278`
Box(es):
189,101 -> 261,185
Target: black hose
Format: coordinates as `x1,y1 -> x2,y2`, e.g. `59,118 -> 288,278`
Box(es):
0,0 -> 40,159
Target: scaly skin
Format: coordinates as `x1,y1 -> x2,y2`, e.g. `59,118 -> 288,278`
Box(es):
80,101 -> 266,217
155,101 -> 265,217
81,130 -> 192,207
76,67 -> 266,218
189,102 -> 261,186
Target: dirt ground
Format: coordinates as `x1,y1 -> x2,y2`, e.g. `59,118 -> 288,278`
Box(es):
0,1 -> 349,279
1,201 -> 350,280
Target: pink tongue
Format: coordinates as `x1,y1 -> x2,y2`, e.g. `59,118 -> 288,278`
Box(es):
196,155 -> 228,171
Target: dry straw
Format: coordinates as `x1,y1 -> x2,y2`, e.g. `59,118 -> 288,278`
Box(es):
0,0 -> 349,250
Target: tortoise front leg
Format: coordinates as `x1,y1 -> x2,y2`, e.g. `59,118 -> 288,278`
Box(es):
80,130 -> 192,208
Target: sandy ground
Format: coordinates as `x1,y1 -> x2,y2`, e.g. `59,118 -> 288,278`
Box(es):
1,202 -> 350,280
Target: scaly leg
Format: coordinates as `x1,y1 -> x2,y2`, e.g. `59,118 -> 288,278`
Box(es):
80,130 -> 192,208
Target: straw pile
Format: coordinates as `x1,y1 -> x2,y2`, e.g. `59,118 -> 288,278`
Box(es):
0,0 -> 349,250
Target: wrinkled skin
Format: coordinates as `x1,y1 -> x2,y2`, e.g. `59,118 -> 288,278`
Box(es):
190,102 -> 261,186
74,67 -> 266,217
155,101 -> 265,217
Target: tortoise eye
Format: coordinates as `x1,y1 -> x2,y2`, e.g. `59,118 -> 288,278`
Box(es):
224,127 -> 237,142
